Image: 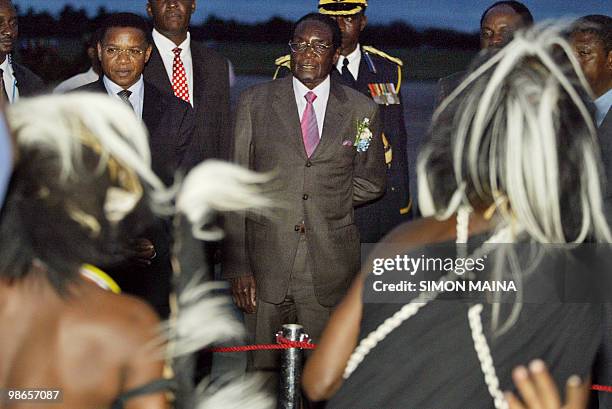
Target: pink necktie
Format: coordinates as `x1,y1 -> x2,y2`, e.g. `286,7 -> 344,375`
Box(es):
301,91 -> 319,157
172,47 -> 190,103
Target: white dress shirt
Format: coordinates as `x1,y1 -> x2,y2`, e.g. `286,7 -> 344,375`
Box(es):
103,75 -> 145,120
293,75 -> 331,138
336,44 -> 361,81
54,67 -> 99,94
0,56 -> 19,103
152,28 -> 194,106
595,88 -> 612,127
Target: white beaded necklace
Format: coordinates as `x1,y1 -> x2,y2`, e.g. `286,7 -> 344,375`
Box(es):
343,207 -> 514,409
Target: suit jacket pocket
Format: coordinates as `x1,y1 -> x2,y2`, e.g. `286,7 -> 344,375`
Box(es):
328,213 -> 354,230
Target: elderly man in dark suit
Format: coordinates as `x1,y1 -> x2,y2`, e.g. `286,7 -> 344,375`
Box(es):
274,0 -> 411,242
225,13 -> 385,369
0,0 -> 44,101
144,0 -> 231,165
571,15 -> 612,409
76,13 -> 194,318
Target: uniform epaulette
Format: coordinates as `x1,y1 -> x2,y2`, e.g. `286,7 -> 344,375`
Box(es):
362,46 -> 403,67
275,54 -> 291,68
273,54 -> 291,80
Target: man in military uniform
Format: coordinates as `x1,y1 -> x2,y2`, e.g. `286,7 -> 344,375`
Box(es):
274,0 -> 411,244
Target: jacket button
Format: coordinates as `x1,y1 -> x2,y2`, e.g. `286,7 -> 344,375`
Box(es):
305,161 -> 312,167
303,194 -> 309,200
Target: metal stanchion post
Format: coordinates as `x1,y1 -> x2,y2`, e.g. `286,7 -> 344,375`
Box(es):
277,324 -> 308,409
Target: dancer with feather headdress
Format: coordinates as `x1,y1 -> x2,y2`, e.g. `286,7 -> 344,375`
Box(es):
0,93 -> 273,409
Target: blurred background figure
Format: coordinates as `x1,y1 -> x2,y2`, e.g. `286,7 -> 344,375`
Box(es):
53,29 -> 102,93
0,0 -> 44,102
436,0 -> 533,105
571,16 -> 612,409
570,15 -> 612,209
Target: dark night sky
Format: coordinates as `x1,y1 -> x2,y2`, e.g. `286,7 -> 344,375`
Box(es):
12,0 -> 611,31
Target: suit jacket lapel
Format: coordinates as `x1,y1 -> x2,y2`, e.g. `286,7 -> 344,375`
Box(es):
273,75 -> 307,159
11,63 -> 24,95
146,45 -> 173,95
316,78 -> 347,157
91,78 -> 107,93
142,82 -> 164,141
601,108 -> 612,135
191,43 -> 207,108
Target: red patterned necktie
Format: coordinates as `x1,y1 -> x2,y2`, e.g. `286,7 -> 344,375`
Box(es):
301,91 -> 319,157
172,47 -> 190,103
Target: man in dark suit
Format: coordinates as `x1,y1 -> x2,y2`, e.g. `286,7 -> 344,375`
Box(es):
76,13 -> 194,318
0,0 -> 44,101
571,15 -> 612,409
274,0 -> 411,243
225,13 -> 385,369
145,0 -> 231,165
436,1 -> 533,106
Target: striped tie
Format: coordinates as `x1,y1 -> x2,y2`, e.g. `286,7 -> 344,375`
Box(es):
117,89 -> 133,111
301,91 -> 319,157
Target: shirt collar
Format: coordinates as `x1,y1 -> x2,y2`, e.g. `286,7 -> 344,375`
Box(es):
293,75 -> 331,100
103,75 -> 144,97
152,28 -> 191,54
0,56 -> 13,75
345,44 -> 361,64
594,88 -> 612,127
336,44 -> 361,79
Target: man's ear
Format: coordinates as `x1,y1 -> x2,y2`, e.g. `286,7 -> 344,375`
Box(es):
360,14 -> 368,32
146,1 -> 153,18
332,48 -> 340,65
87,46 -> 96,61
97,42 -> 103,61
607,50 -> 612,71
144,44 -> 153,64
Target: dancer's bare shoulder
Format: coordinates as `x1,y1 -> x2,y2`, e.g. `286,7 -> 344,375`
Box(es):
382,216 -> 458,247
63,281 -> 162,357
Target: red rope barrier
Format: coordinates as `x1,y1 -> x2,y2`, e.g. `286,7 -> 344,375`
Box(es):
210,338 -> 612,393
592,384 -> 612,393
210,334 -> 317,353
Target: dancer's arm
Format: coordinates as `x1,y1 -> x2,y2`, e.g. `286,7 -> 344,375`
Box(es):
302,274 -> 364,401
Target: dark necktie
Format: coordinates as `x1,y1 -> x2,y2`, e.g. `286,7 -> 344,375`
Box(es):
341,57 -> 356,84
0,69 -> 10,104
117,89 -> 134,111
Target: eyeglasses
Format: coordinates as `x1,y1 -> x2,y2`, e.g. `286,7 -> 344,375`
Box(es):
103,46 -> 146,58
288,41 -> 333,55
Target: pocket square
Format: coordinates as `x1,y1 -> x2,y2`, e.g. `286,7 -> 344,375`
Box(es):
342,140 -> 354,146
